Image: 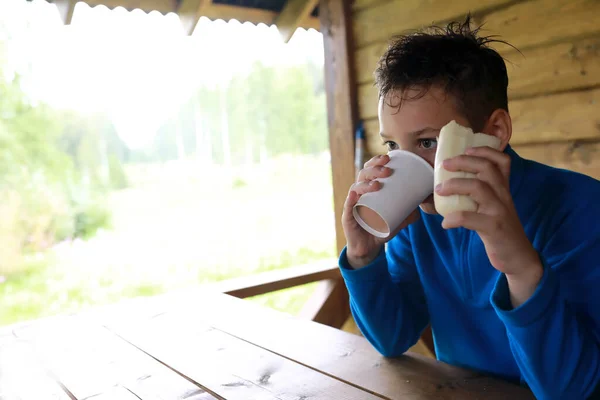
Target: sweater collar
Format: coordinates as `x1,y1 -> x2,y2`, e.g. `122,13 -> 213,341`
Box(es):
505,144 -> 526,198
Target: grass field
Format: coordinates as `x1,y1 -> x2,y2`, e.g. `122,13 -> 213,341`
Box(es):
0,153 -> 338,326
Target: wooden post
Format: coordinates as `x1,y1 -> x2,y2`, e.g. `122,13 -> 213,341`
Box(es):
312,0 -> 357,329
320,0 -> 358,256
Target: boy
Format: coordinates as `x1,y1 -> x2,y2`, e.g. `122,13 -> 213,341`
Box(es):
340,15 -> 600,399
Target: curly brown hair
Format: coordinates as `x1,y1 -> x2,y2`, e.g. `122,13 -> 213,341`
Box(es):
374,14 -> 517,131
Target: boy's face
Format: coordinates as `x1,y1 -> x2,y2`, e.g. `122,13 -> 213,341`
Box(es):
378,85 -> 471,215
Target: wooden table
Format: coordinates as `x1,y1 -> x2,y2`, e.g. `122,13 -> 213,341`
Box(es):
0,290 -> 534,399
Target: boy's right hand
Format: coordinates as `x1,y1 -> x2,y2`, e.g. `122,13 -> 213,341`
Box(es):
342,154 -> 420,269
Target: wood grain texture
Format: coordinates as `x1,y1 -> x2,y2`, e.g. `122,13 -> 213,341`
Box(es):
107,312 -> 385,400
363,118 -> 600,179
298,277 -> 350,328
513,140 -> 600,180
509,87 -> 600,145
352,0 -> 391,12
357,82 -> 379,120
505,36 -> 600,99
321,0 -> 359,254
355,35 -> 600,99
352,0 -> 515,48
101,291 -> 533,399
360,87 -> 600,148
474,0 -> 600,54
12,317 -> 216,400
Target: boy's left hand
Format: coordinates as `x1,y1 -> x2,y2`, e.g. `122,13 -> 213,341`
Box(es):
435,146 -> 543,306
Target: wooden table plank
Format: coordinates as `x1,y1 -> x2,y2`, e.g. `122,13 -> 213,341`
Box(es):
11,317 -> 218,400
0,337 -> 75,400
96,290 -> 533,399
105,312 -> 386,400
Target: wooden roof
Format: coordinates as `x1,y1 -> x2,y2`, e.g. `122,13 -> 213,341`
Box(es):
50,0 -> 320,41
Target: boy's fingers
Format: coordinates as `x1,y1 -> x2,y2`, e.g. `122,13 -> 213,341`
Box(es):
343,190 -> 360,224
351,180 -> 382,196
343,180 -> 382,224
357,165 -> 392,183
465,146 -> 511,180
441,211 -> 492,234
363,154 -> 389,169
435,178 -> 499,212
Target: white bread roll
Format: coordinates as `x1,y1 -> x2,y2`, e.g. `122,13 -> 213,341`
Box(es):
434,120 -> 501,217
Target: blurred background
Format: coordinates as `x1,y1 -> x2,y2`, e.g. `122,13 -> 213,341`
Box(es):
0,0 -> 336,327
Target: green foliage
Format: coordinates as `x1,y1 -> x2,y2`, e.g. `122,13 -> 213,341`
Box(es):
130,60 -> 328,165
72,199 -> 112,240
232,177 -> 247,189
108,154 -> 129,190
0,76 -> 127,273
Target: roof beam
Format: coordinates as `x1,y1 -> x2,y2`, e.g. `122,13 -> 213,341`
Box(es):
73,1 -> 320,31
203,4 -> 319,30
275,0 -> 319,42
54,0 -> 76,25
177,0 -> 212,35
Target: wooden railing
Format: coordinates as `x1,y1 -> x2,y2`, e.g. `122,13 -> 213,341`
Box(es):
207,258 -> 436,357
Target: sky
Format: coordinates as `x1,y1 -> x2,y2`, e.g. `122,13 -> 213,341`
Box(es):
0,0 -> 325,149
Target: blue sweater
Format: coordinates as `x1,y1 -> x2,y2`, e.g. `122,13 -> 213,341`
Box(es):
339,146 -> 600,399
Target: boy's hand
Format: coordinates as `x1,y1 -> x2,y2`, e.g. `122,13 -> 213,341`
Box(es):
435,146 -> 543,307
343,154 -> 420,269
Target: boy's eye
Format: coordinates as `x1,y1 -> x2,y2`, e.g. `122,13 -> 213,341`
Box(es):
384,141 -> 399,151
419,139 -> 438,149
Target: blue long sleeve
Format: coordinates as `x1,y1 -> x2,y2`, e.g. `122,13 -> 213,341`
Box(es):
338,149 -> 600,395
338,231 -> 429,357
491,199 -> 600,399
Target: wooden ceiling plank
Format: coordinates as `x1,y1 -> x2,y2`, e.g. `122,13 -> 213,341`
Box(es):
54,0 -> 76,25
275,0 -> 320,42
177,0 -> 212,35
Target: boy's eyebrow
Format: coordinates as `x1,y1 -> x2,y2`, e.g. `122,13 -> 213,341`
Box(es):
380,127 -> 440,140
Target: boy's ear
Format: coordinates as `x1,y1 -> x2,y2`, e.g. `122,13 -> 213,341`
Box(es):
482,109 -> 512,151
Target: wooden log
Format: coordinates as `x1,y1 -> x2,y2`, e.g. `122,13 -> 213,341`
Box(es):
509,87 -> 600,145
320,0 -> 358,254
474,0 -> 600,54
352,0 -> 389,12
355,36 -> 600,99
353,0 -> 600,52
360,87 -> 600,148
513,140 -> 600,180
505,36 -> 600,99
358,82 -> 379,120
13,317 -> 216,399
352,0 -> 515,49
363,117 -> 600,179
